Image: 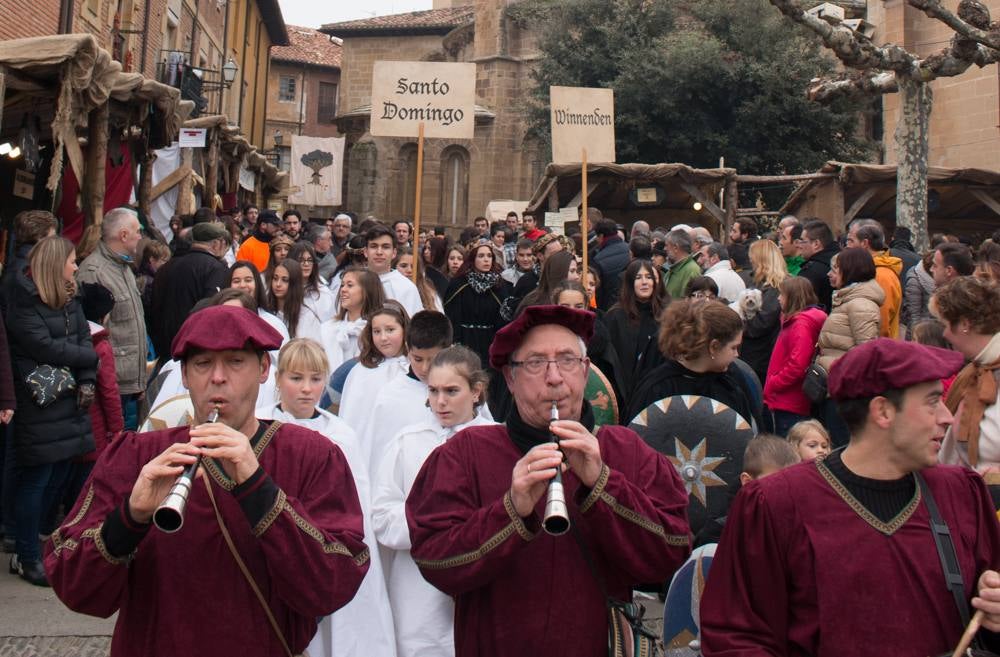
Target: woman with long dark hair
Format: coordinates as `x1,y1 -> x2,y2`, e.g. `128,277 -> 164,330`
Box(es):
515,250 -> 580,313
321,267 -> 386,372
601,259 -> 669,406
267,258 -> 308,340
444,243 -> 512,368
7,236 -> 97,586
227,260 -> 290,343
289,242 -> 336,343
421,236 -> 451,297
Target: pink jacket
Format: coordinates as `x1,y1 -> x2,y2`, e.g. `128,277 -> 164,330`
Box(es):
764,307 -> 828,415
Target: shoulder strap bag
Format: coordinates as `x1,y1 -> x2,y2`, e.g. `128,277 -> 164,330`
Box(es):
918,473 -> 998,657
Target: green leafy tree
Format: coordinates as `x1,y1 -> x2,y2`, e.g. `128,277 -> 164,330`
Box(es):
519,0 -> 875,181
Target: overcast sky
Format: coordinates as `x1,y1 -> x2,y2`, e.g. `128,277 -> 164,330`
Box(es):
278,0 -> 433,29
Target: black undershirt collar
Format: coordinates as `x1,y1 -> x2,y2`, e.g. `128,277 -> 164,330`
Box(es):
506,400 -> 596,455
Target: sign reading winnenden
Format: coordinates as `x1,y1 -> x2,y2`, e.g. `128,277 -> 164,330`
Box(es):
370,61 -> 476,140
549,86 -> 616,164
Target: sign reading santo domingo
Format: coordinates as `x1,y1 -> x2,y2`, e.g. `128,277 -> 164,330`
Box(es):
549,86 -> 616,164
370,61 -> 476,140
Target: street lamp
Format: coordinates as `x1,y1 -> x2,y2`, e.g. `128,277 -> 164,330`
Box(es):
222,58 -> 238,85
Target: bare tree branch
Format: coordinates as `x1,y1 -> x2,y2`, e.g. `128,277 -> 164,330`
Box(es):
907,0 -> 1000,50
767,0 -> 915,72
809,71 -> 897,103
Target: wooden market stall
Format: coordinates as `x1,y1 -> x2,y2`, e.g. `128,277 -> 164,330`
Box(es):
779,161 -> 1000,240
524,162 -> 738,238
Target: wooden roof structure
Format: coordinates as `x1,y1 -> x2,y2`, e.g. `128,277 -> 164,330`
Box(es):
779,161 -> 1000,238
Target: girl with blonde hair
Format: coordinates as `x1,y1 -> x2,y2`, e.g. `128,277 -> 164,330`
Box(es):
258,337 -> 396,657
742,239 -> 790,384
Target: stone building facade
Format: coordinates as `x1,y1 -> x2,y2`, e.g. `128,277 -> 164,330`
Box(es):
264,25 -> 342,218
867,0 -> 1000,170
322,0 -> 546,226
0,0 -> 286,150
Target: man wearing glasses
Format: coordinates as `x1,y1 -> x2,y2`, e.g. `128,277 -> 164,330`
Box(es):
406,305 -> 691,656
796,219 -> 840,312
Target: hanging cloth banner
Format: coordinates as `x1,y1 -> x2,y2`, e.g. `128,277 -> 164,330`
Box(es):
286,135 -> 345,207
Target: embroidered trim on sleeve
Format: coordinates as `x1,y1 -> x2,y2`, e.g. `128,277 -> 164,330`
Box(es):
502,490 -> 538,542
50,529 -> 78,557
579,464 -> 611,514
83,525 -> 134,565
62,485 -> 95,528
597,489 -> 689,547
281,501 -> 369,566
253,489 -> 286,537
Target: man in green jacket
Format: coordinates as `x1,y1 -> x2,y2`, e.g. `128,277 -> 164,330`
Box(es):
662,228 -> 702,299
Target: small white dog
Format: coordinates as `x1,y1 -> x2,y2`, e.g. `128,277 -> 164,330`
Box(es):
729,288 -> 763,321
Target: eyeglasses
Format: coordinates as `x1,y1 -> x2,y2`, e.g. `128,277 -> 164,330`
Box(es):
509,355 -> 585,375
298,258 -> 315,264
689,291 -> 715,299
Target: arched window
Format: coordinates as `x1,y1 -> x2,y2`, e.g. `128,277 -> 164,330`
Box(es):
439,146 -> 469,225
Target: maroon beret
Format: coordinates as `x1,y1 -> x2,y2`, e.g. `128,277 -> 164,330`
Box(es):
828,338 -> 963,401
489,304 -> 594,369
171,305 -> 283,360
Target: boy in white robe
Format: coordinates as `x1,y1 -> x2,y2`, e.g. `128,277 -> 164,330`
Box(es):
364,224 -> 423,319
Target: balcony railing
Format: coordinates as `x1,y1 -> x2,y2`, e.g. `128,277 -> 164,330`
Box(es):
156,50 -> 223,118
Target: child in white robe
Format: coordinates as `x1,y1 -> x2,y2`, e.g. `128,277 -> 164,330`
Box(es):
372,345 -> 495,657
263,338 -> 397,657
320,267 -> 386,376
358,310 -> 451,479
338,302 -> 410,452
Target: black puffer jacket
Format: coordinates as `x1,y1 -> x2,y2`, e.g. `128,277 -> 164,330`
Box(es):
7,274 -> 96,466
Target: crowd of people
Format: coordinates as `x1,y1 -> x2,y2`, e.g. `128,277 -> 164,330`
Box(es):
0,202 -> 998,655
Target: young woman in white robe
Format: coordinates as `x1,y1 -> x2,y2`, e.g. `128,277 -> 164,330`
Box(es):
338,302 -> 410,447
372,345 -> 495,657
289,242 -> 336,344
261,338 -> 397,657
320,267 -> 386,375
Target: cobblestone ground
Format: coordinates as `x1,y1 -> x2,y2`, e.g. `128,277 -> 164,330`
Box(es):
0,637 -> 111,656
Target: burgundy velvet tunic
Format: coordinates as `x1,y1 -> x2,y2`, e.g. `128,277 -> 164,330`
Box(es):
406,424 -> 691,657
700,460 -> 1000,657
45,422 -> 369,657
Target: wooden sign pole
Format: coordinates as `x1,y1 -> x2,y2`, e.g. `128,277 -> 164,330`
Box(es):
412,122 -> 425,285
581,148 -> 589,277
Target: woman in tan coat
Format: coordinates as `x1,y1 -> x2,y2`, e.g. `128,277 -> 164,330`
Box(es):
816,247 -> 883,445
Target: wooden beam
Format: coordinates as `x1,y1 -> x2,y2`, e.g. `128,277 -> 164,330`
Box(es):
150,165 -> 192,201
843,186 -> 880,224
139,151 -> 155,219
567,180 -> 600,208
84,102 -> 110,227
734,172 -> 837,184
971,189 -> 1000,218
204,128 -> 220,211
176,148 -> 195,215
724,178 -> 738,243
679,180 -> 725,226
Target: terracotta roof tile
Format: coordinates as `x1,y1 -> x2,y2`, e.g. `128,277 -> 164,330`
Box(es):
321,6 -> 475,36
271,25 -> 342,68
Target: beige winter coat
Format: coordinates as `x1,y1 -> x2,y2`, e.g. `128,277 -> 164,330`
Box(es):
77,241 -> 147,394
816,278 -> 884,372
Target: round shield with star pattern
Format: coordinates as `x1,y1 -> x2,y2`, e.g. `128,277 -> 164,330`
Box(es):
628,395 -> 755,535
585,364 -> 619,429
